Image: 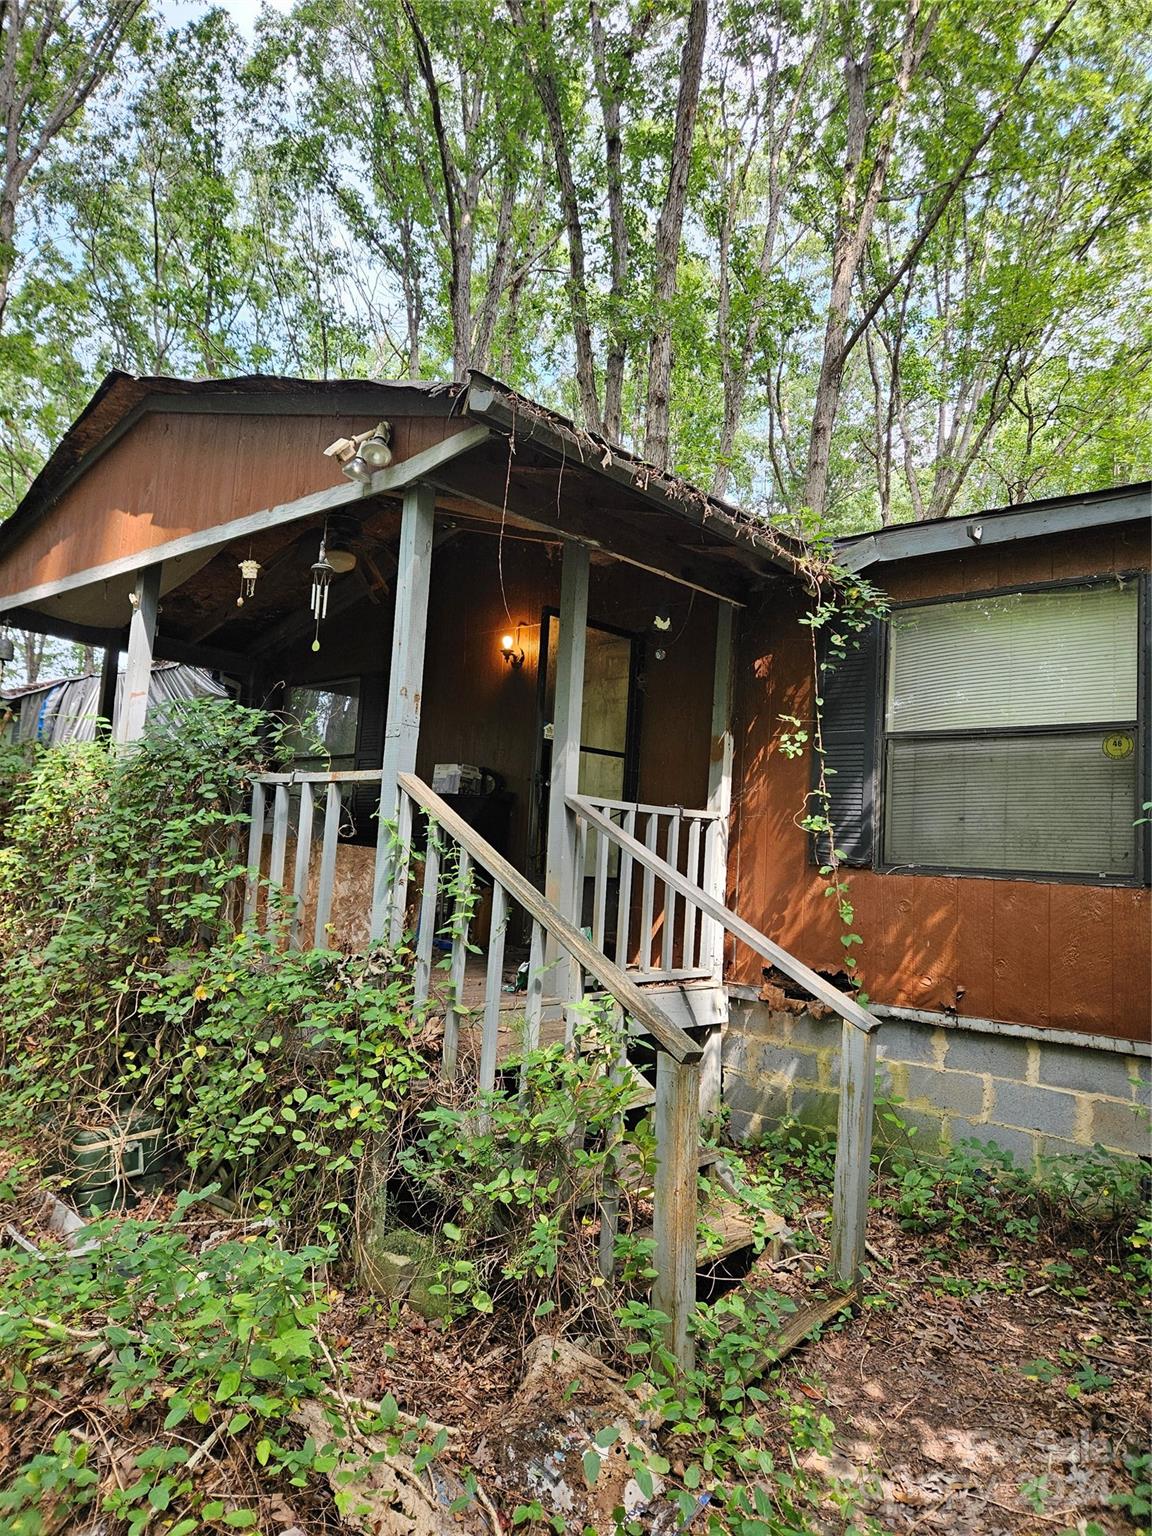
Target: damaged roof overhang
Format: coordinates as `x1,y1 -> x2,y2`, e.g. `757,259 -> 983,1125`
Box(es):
458,371 -> 806,587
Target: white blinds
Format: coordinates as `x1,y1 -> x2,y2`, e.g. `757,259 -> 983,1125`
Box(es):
884,734 -> 1139,876
888,585 -> 1139,732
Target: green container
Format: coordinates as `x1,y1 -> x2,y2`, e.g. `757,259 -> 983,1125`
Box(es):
67,1111 -> 165,1213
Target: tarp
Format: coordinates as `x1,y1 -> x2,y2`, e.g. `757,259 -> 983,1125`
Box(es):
3,663 -> 227,746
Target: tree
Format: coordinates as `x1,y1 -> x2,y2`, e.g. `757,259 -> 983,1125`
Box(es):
256,0 -> 554,381
46,10 -> 285,377
641,0 -> 707,468
0,0 -> 145,330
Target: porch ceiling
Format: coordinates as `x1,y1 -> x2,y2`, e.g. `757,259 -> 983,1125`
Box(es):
424,432 -> 770,603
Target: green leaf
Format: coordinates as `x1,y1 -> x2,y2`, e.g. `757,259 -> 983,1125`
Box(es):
581,1450 -> 601,1487
215,1370 -> 242,1402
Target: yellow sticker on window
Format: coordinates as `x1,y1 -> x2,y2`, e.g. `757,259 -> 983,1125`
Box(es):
1102,732 -> 1135,760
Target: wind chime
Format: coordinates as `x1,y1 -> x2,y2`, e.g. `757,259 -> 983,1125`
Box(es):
310,531 -> 336,652
235,553 -> 261,607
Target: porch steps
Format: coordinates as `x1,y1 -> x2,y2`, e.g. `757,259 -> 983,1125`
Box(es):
635,1195 -> 786,1267
605,1145 -> 788,1267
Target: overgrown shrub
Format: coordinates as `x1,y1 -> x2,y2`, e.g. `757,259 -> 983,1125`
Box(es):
0,701 -> 275,1130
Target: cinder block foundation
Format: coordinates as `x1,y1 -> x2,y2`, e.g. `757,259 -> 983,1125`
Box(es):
723,999 -> 1151,1169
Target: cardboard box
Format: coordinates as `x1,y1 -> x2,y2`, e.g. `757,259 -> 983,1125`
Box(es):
432,762 -> 484,795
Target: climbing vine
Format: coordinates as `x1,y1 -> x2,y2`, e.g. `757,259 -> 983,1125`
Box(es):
776,528 -> 890,1003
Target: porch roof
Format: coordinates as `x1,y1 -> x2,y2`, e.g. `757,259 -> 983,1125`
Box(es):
0,371 -> 804,649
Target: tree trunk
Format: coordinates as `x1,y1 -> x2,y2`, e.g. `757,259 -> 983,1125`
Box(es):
589,0 -> 650,443
0,0 -> 144,334
509,0 -> 601,430
804,1 -> 930,516
643,0 -> 708,469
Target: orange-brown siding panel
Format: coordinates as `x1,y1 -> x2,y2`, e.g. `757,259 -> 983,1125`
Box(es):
1048,885 -> 1114,1033
730,529 -> 1150,1042
0,410 -> 471,601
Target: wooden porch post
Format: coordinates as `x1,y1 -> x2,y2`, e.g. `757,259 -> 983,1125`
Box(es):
653,1051 -> 700,1372
700,602 -> 735,1114
115,566 -> 161,744
831,1020 -> 878,1288
96,645 -> 119,737
371,481 -> 435,943
544,542 -> 589,1019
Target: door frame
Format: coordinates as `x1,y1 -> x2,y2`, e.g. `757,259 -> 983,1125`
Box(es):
530,607 -> 645,882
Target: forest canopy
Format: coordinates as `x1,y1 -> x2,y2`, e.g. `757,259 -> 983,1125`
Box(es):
2,0 -> 1149,533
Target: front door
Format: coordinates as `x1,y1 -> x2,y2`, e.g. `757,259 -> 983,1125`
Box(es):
531,612 -> 642,881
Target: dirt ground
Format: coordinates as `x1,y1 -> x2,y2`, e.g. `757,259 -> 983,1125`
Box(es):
326,1194 -> 1149,1535
770,1228 -> 1148,1533
3,1155 -> 1147,1535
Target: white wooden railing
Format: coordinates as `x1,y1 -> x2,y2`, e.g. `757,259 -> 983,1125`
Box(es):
243,767 -> 704,1369
242,768 -> 881,1347
243,768 -> 383,949
578,796 -> 726,984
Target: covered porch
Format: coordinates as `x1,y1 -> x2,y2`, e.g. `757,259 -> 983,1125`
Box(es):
0,370 -> 879,1370
0,372 -> 783,1009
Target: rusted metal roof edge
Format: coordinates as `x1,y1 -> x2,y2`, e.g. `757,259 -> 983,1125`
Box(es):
460,371 -> 808,579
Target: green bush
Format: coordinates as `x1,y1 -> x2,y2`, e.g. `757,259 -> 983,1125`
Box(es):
0,1191 -> 337,1534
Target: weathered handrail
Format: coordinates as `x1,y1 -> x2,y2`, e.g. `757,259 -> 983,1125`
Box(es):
243,767 -> 707,1368
398,774 -> 700,1065
396,773 -> 702,1368
570,791 -> 879,1288
570,794 -> 877,1035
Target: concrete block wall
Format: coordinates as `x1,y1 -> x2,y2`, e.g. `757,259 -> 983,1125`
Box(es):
723,999 -> 1151,1169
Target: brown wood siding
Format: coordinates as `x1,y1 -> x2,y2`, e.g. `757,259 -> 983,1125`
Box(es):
268,531 -> 715,879
0,410 -> 470,599
729,525 -> 1151,1041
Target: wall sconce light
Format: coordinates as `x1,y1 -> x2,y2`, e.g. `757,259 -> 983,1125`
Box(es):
501,625 -> 526,669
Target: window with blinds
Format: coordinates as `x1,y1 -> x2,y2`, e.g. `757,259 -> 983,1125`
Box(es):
882,583 -> 1143,878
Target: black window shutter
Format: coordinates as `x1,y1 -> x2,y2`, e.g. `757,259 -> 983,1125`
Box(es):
811,618 -> 883,867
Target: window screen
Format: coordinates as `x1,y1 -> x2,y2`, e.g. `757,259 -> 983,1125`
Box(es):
888,586 -> 1138,731
883,583 -> 1142,878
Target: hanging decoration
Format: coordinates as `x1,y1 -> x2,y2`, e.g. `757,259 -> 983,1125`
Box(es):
236,555 -> 261,607
0,626 -> 13,685
310,533 -> 336,652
